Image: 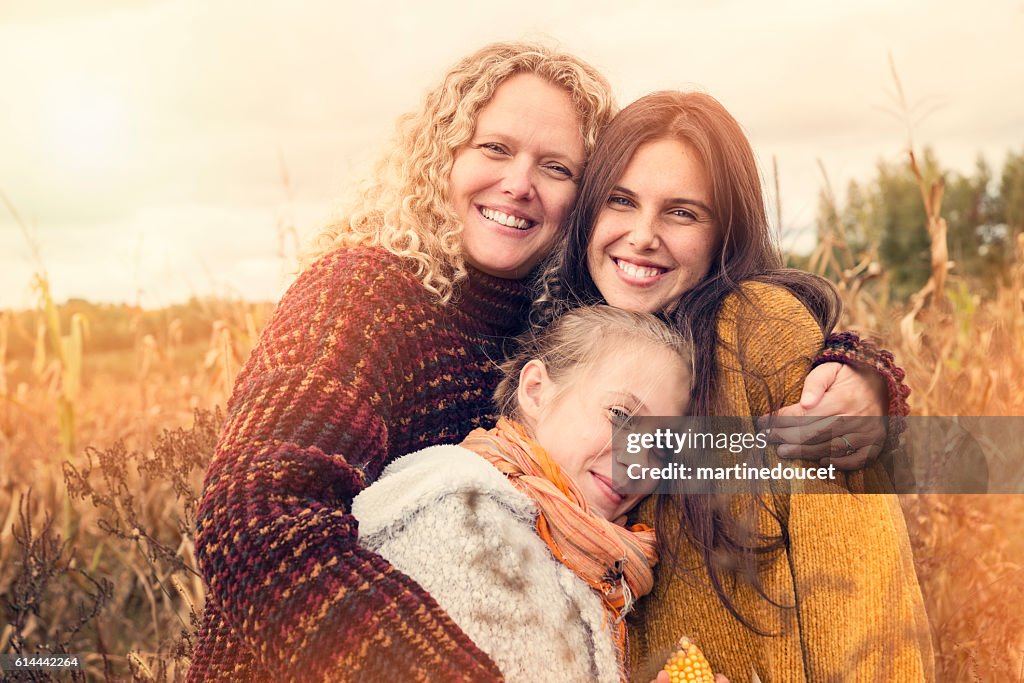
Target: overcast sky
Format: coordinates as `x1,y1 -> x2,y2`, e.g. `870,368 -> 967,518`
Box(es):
2,0 -> 1022,308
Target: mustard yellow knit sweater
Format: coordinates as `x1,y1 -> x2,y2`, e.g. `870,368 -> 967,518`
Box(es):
629,282 -> 935,683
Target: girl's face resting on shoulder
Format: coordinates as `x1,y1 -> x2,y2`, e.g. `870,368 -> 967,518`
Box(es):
449,73 -> 586,280
587,138 -> 721,314
517,342 -> 690,523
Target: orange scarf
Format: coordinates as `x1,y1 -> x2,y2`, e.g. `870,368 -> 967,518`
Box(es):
460,418 -> 658,669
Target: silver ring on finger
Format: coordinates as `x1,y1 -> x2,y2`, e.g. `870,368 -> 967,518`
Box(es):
840,435 -> 856,457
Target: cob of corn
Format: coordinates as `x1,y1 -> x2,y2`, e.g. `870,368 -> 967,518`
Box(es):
662,635 -> 715,683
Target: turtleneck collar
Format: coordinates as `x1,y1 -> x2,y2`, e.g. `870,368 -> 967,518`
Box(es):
451,265 -> 533,336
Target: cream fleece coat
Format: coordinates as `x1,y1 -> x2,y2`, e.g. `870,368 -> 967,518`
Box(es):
352,445 -> 622,683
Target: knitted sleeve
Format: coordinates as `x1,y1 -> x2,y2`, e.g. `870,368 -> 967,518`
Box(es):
813,332 -> 912,452
713,281 -> 824,416
717,283 -> 934,681
190,250 -> 502,682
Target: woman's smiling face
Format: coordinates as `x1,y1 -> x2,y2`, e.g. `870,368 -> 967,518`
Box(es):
587,138 -> 721,313
449,73 -> 586,279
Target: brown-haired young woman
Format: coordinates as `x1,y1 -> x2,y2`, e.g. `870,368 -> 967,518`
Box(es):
537,90 -> 932,682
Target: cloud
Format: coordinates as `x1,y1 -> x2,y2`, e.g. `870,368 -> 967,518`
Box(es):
2,0 -> 1022,303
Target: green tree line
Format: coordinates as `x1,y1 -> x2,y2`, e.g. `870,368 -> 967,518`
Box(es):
813,145 -> 1024,300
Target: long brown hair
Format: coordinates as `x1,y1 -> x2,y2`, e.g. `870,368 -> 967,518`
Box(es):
533,91 -> 841,632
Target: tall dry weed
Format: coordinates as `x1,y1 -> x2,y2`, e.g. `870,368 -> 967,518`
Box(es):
0,195 -> 232,678
812,71 -> 1024,673
3,489 -> 113,681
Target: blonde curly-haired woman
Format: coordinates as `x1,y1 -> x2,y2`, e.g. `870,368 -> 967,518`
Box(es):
189,42 -> 617,683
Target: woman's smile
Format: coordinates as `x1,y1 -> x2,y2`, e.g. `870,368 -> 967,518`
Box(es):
478,206 -> 537,230
612,256 -> 670,283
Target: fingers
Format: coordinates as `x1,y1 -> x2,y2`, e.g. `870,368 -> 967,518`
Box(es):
761,416 -> 886,448
772,427 -> 870,455
752,414 -> 888,473
798,362 -> 841,409
763,362 -> 889,424
766,401 -> 810,420
777,433 -> 865,461
758,413 -> 884,433
822,444 -> 881,471
773,429 -> 885,470
714,675 -> 730,683
765,416 -> 843,449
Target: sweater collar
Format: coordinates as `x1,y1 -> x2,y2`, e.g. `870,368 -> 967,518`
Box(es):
452,265 -> 533,335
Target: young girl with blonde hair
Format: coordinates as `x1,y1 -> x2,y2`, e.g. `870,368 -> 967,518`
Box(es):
353,305 -> 697,683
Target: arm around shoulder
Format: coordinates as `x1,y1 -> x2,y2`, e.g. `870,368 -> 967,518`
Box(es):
192,249 -> 501,682
714,281 -> 825,416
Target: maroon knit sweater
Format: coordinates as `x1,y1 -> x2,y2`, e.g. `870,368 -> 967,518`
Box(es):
188,246 -> 910,682
189,247 -> 530,682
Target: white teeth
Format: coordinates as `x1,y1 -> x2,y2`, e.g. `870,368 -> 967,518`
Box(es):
615,258 -> 662,279
482,207 -> 532,229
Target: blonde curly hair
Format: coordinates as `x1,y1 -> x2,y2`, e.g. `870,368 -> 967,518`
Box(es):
305,41 -> 617,303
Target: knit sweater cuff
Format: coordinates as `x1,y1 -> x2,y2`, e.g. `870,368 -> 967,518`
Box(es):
812,332 -> 911,453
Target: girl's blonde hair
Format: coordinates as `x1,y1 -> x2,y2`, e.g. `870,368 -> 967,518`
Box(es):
304,41 -> 617,303
493,305 -> 692,421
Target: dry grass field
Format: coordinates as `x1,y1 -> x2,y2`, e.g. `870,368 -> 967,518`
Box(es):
2,161 -> 1023,681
